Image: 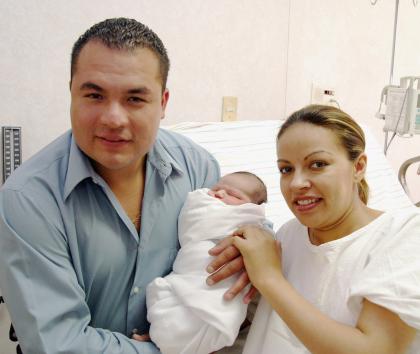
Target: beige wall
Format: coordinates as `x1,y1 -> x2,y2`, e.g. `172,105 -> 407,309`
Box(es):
0,0 -> 418,201
0,0 -> 289,160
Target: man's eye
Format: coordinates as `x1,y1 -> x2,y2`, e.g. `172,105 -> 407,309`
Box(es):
128,96 -> 144,103
278,166 -> 292,174
310,161 -> 328,169
85,93 -> 103,100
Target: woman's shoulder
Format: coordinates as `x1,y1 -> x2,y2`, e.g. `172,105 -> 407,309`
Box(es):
275,218 -> 306,243
378,208 -> 420,236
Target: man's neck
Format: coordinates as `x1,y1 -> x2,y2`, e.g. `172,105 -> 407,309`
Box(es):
93,158 -> 146,191
93,159 -> 147,232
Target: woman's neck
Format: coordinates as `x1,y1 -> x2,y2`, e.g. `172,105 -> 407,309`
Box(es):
308,202 -> 383,246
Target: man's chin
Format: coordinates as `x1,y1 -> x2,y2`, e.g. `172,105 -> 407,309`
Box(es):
91,157 -> 145,176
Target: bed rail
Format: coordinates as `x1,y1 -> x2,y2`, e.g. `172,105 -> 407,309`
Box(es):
398,155 -> 420,207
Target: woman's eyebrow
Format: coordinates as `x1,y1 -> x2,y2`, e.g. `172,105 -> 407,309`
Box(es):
304,150 -> 333,160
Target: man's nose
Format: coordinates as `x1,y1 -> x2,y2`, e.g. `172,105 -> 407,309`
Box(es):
100,102 -> 128,128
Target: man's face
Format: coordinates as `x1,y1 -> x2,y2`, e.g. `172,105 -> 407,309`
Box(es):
70,41 -> 169,176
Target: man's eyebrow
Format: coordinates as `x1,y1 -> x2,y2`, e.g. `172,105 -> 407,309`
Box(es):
127,87 -> 152,95
80,82 -> 103,92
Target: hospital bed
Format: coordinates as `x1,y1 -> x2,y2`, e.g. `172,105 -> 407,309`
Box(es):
166,119 -> 416,231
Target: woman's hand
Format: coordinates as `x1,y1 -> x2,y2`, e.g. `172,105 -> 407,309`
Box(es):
232,225 -> 284,291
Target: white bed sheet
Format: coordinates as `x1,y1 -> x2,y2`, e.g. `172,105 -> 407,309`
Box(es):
165,120 -> 414,231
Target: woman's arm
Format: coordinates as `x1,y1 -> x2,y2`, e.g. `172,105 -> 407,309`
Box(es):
232,225 -> 416,354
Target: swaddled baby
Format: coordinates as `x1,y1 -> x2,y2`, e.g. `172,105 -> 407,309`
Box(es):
146,172 -> 268,354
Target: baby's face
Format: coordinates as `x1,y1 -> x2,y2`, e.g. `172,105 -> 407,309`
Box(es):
208,175 -> 254,205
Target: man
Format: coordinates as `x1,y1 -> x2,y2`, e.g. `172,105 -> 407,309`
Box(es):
0,18 -> 223,354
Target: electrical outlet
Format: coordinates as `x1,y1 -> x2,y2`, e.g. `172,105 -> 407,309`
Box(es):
311,84 -> 339,107
222,96 -> 238,121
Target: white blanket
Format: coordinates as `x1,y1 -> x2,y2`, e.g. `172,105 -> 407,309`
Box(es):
146,188 -> 266,354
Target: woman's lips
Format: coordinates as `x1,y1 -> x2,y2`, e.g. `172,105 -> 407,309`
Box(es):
294,197 -> 322,212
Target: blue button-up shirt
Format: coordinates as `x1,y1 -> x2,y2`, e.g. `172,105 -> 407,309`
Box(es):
0,128 -> 220,354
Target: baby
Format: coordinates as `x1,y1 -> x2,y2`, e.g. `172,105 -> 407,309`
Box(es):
146,172 -> 268,354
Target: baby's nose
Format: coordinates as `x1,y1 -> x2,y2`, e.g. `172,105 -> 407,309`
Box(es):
215,189 -> 227,198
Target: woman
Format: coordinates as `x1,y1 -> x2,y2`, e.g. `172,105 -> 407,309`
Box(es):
210,105 -> 420,353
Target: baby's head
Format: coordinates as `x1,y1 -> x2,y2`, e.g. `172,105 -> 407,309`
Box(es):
208,171 -> 267,206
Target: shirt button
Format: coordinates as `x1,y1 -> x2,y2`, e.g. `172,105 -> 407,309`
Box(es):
133,287 -> 140,295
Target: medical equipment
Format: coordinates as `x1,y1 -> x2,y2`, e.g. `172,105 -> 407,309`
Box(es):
377,77 -> 420,136
1,126 -> 22,183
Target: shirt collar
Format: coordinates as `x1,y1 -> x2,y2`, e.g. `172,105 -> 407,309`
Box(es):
63,135 -> 98,200
147,132 -> 184,180
64,131 -> 184,200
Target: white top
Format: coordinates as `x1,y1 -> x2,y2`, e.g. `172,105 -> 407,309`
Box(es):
147,189 -> 266,354
244,209 -> 420,354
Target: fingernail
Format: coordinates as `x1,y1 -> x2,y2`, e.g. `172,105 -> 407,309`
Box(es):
206,278 -> 215,286
224,292 -> 234,300
207,266 -> 214,273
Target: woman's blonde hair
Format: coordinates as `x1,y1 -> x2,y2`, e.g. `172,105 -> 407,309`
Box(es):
277,104 -> 369,204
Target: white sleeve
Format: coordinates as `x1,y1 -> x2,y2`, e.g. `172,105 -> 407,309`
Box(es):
348,211 -> 420,329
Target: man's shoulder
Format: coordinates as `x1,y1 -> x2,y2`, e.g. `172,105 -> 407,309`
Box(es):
157,128 -> 217,162
1,131 -> 72,193
155,128 -> 220,189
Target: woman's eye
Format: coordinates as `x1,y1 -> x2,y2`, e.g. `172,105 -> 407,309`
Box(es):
310,161 -> 327,169
279,166 -> 292,174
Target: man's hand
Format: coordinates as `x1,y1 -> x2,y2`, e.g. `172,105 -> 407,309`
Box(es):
206,236 -> 257,303
132,333 -> 151,342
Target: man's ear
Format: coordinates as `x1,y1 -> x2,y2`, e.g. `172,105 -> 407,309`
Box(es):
354,153 -> 367,182
160,88 -> 170,120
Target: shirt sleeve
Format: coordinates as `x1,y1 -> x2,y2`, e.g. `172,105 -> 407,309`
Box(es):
348,211 -> 420,330
0,188 -> 160,354
200,153 -> 220,189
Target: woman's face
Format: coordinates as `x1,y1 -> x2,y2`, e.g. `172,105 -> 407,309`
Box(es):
277,122 -> 363,231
